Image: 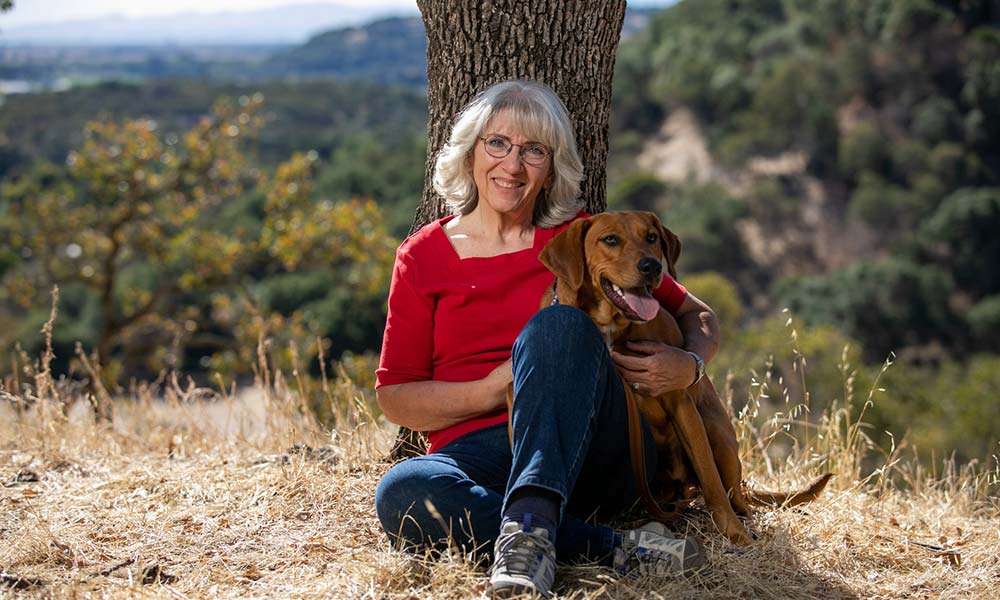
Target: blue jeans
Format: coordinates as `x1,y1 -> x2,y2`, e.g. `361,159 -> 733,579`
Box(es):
374,305 -> 659,564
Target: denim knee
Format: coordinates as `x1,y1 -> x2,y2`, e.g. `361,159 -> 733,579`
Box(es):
375,457 -> 489,554
374,460 -> 420,545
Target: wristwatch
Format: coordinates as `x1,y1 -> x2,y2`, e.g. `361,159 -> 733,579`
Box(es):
686,351 -> 705,386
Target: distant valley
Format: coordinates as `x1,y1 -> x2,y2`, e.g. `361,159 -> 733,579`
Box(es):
0,3 -> 417,45
0,7 -> 662,93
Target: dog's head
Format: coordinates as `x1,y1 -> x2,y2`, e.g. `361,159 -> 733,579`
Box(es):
539,211 -> 681,331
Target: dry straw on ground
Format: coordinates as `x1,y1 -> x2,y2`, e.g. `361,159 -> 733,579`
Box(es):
2,335 -> 999,599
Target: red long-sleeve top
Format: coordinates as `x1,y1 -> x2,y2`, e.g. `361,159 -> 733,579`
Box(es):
375,213 -> 687,453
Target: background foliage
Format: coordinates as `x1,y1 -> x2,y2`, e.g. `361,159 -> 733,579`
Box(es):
1,0 -> 998,465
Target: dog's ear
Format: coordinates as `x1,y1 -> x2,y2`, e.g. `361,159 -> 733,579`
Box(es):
539,218 -> 591,292
655,217 -> 681,280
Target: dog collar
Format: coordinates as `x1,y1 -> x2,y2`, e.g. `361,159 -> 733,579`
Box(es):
550,278 -> 560,306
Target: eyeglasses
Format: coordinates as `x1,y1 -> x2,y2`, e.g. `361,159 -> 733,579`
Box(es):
479,135 -> 551,166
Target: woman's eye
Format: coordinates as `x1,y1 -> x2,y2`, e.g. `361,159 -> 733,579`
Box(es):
524,145 -> 548,158
486,137 -> 509,151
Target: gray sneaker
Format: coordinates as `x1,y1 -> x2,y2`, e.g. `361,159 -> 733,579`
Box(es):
613,521 -> 710,577
489,518 -> 557,598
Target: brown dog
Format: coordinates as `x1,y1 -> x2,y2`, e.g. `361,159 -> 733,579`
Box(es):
529,211 -> 830,545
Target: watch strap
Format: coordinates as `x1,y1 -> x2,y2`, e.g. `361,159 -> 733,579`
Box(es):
686,351 -> 705,386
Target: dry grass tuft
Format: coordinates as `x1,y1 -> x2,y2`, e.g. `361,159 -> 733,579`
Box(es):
2,344 -> 999,599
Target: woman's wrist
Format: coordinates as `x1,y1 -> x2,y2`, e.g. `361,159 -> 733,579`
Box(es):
685,351 -> 705,386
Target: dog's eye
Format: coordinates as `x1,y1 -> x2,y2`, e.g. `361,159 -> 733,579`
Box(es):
601,235 -> 620,247
646,233 -> 659,244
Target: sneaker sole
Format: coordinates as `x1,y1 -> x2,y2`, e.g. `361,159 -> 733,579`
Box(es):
489,582 -> 552,599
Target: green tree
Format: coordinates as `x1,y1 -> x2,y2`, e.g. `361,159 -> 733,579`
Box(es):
659,182 -> 752,280
607,172 -> 666,212
777,258 -> 957,360
847,172 -> 928,231
838,122 -> 889,181
729,55 -> 839,166
1,97 -> 264,377
918,187 -> 1000,299
0,97 -> 397,386
967,295 -> 1000,352
962,27 -> 1000,147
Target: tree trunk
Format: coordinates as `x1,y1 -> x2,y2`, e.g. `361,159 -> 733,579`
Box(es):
389,0 -> 627,461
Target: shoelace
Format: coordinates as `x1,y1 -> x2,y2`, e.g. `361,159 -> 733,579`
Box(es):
622,538 -> 688,575
493,527 -> 555,578
633,546 -> 679,572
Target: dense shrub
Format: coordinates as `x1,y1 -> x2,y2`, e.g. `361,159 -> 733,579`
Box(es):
776,258 -> 957,360
920,187 -> 1000,298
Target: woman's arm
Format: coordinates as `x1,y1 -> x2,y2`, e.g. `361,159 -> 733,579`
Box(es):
376,359 -> 512,431
674,291 -> 720,364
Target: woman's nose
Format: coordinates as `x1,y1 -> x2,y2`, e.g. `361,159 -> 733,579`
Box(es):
501,149 -> 525,171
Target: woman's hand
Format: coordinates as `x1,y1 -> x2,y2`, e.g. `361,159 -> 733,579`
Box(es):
484,358 -> 514,410
611,341 -> 697,396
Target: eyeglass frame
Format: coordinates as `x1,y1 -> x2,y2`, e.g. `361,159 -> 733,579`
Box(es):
478,134 -> 552,166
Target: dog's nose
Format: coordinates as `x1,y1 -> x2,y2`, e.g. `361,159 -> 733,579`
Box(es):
637,257 -> 662,278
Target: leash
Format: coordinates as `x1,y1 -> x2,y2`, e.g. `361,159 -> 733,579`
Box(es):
620,372 -> 680,522
551,276 -> 677,521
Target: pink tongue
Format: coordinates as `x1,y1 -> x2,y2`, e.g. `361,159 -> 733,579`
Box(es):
623,289 -> 660,321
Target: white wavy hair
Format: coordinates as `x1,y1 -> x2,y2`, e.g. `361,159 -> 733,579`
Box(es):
432,80 -> 585,228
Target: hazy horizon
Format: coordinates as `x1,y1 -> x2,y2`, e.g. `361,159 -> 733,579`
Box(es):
1,0 -> 678,30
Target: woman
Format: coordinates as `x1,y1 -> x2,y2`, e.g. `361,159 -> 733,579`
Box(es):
375,79 -> 718,597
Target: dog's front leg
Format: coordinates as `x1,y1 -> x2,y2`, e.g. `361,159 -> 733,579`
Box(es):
668,392 -> 752,546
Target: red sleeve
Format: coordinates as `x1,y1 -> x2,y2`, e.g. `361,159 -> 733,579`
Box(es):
653,276 -> 687,314
375,245 -> 434,388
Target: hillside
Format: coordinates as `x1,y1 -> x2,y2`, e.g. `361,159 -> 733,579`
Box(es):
250,9 -> 664,86
257,16 -> 427,86
0,78 -> 427,179
610,0 -> 1000,362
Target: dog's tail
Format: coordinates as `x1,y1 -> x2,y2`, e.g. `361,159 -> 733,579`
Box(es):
744,473 -> 832,508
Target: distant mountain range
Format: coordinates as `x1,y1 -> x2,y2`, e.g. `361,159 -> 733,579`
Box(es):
258,16 -> 426,86
0,7 -> 665,90
1,3 -> 662,47
256,7 -> 660,85
0,3 -> 419,46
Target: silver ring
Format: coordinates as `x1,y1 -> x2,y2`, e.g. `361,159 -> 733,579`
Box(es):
631,382 -> 639,391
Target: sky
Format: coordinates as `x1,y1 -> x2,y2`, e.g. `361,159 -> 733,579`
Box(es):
3,0 -> 677,28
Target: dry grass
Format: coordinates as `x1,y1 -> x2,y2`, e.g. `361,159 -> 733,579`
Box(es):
2,343 -> 999,599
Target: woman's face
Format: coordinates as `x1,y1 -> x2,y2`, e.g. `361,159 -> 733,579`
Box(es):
471,110 -> 553,221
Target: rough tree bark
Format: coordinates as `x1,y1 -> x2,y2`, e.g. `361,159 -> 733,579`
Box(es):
389,0 -> 628,461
